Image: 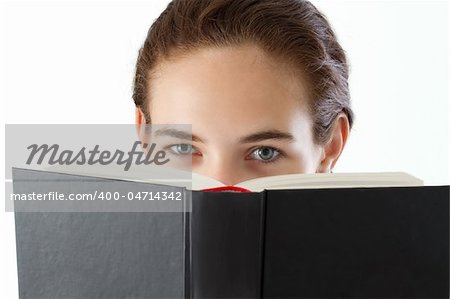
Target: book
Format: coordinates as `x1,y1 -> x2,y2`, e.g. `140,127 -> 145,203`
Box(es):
41,164 -> 424,191
11,167 -> 449,298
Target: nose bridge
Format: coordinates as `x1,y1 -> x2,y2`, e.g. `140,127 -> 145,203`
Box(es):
202,151 -> 242,186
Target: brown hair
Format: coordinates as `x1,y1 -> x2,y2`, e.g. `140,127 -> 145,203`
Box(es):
133,0 -> 353,144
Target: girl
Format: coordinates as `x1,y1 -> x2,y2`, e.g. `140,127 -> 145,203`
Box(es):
133,0 -> 353,186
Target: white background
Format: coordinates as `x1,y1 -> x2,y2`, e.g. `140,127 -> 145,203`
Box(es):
1,1 -> 449,297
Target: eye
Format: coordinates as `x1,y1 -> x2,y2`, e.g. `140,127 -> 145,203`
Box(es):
168,144 -> 199,155
249,147 -> 281,163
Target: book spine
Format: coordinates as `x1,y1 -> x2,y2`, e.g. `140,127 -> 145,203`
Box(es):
258,190 -> 267,298
190,191 -> 263,298
184,188 -> 191,299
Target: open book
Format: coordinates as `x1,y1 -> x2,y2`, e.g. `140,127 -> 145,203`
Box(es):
193,171 -> 423,191
12,167 -> 448,298
43,164 -> 423,192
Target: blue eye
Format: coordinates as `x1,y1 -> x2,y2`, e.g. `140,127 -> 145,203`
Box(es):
250,147 -> 281,162
169,144 -> 198,155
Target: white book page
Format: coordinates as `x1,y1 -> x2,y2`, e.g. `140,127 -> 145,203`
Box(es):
236,172 -> 423,192
42,166 -> 422,192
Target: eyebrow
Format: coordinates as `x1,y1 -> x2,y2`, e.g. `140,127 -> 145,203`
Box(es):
239,130 -> 295,143
153,128 -> 294,144
154,128 -> 204,143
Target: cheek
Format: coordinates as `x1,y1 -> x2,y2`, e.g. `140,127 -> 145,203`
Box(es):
288,117 -> 322,173
287,145 -> 321,173
244,160 -> 302,177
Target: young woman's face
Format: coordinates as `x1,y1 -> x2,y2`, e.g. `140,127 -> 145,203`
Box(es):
144,45 -> 324,185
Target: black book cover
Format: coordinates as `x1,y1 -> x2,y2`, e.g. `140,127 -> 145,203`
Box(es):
12,168 -> 450,298
190,191 -> 263,298
262,187 -> 449,298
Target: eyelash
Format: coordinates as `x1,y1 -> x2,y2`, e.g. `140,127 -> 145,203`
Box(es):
164,144 -> 285,164
165,144 -> 200,156
247,146 -> 285,164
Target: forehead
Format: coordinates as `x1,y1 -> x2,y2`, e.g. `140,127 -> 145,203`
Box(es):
148,45 -> 312,139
